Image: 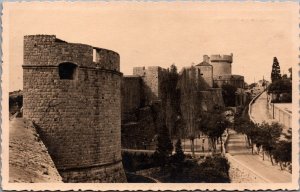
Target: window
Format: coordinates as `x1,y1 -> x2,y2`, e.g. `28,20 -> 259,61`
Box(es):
58,63 -> 77,80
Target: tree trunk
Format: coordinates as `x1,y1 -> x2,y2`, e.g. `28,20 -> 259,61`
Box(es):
280,162 -> 283,170
262,150 -> 265,160
190,138 -> 195,157
220,136 -> 223,153
251,143 -> 254,155
214,138 -> 217,152
270,154 -> 274,165
247,136 -> 251,147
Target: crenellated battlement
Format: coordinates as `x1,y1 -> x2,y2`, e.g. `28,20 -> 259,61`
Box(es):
24,35 -> 120,71
210,54 -> 233,63
22,35 -> 126,182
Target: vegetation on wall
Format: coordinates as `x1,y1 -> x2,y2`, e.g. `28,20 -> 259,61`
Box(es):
176,66 -> 202,156
159,64 -> 181,138
221,84 -> 237,107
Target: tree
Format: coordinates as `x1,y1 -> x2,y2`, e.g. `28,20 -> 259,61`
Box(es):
160,64 -> 180,138
247,123 -> 260,154
272,140 -> 291,170
256,122 -> 282,164
197,156 -> 231,183
271,57 -> 281,83
282,74 -> 288,79
170,139 -> 185,178
199,111 -> 228,152
267,79 -> 292,103
153,124 -> 174,167
221,84 -> 237,107
288,67 -> 292,80
234,116 -> 255,147
173,139 -> 185,164
248,83 -> 257,89
177,66 -> 201,156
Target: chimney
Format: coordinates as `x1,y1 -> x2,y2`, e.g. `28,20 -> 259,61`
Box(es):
203,55 -> 210,63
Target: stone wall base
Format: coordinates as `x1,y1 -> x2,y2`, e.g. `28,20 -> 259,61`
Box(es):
59,161 -> 127,183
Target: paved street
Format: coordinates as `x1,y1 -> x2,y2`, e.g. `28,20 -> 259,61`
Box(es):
226,129 -> 292,183
228,91 -> 292,183
250,91 -> 274,124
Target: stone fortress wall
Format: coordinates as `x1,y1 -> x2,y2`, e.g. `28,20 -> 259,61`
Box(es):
133,66 -> 168,102
214,74 -> 245,89
121,75 -> 143,114
121,64 -> 225,148
23,35 -> 126,182
121,67 -> 168,149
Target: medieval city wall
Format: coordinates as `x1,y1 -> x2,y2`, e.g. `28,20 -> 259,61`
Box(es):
198,88 -> 224,112
196,65 -> 213,88
133,66 -> 167,101
23,35 -> 126,182
121,76 -> 143,114
213,74 -> 245,88
121,106 -> 156,149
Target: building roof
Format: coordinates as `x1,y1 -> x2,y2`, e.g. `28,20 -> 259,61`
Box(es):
196,61 -> 212,66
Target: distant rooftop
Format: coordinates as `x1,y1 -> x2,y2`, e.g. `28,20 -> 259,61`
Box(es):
196,61 -> 212,66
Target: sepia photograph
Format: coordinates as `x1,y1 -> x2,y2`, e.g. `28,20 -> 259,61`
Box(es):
2,1 -> 299,191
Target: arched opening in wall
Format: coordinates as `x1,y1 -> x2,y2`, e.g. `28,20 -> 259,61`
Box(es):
58,62 -> 77,80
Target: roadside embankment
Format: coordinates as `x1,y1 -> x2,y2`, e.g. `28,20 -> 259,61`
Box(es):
9,117 -> 62,183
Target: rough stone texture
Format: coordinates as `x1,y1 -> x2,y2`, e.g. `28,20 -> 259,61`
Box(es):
121,107 -> 156,149
22,35 -> 126,182
121,76 -> 143,114
9,118 -> 62,183
198,88 -> 224,111
61,161 -> 126,183
226,154 -> 266,183
133,66 -> 168,102
121,67 -> 170,149
213,74 -> 245,89
209,88 -> 224,107
121,64 -> 226,149
195,65 -> 213,88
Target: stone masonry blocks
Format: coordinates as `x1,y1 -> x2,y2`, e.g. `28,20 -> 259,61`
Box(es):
22,35 -> 126,182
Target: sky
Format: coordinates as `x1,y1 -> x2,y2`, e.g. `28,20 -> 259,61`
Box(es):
5,1 -> 298,92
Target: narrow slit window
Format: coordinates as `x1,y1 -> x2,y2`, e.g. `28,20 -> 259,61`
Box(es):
93,49 -> 97,62
59,63 -> 77,80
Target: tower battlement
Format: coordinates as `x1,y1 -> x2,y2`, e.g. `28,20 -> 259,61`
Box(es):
24,35 -> 120,71
22,35 -> 126,182
210,54 -> 233,63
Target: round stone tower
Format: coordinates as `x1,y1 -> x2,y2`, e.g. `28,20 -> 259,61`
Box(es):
22,35 -> 126,182
210,54 -> 233,77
